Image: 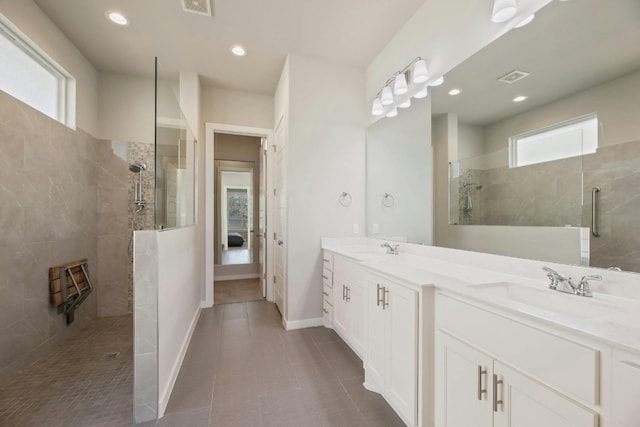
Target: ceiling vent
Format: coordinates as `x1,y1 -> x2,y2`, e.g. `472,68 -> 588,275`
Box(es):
498,70 -> 530,84
181,0 -> 213,17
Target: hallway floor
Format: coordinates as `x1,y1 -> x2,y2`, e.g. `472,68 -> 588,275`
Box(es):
214,278 -> 263,305
0,314 -> 133,427
157,301 -> 404,427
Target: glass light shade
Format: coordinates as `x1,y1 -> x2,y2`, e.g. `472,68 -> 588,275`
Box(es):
492,0 -> 517,23
399,98 -> 411,109
414,86 -> 428,99
412,59 -> 429,83
386,108 -> 398,118
371,97 -> 384,116
393,72 -> 408,95
430,76 -> 444,86
514,14 -> 535,28
380,86 -> 394,105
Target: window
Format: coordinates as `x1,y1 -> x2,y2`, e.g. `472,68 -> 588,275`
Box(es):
0,16 -> 72,126
509,114 -> 598,168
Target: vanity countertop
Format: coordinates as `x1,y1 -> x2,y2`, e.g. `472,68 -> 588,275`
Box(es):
322,242 -> 640,355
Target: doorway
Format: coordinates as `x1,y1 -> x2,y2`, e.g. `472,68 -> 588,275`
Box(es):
205,124 -> 274,307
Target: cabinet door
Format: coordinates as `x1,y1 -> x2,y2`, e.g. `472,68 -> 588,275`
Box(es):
333,279 -> 348,338
364,275 -> 386,391
349,280 -> 367,358
612,351 -> 640,427
436,332 -> 493,427
494,362 -> 598,427
385,281 -> 418,426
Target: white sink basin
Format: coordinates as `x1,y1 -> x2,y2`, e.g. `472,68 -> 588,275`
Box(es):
467,282 -> 620,319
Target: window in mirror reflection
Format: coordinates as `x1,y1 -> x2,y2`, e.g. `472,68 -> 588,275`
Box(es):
510,114 -> 598,168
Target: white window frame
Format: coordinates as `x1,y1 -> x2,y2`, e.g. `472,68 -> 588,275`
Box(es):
0,14 -> 74,127
509,114 -> 598,168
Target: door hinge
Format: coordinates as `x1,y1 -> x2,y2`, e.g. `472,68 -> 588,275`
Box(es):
273,275 -> 276,283
273,232 -> 276,240
273,188 -> 276,196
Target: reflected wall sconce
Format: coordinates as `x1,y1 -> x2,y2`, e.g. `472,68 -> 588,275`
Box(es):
371,56 -> 443,119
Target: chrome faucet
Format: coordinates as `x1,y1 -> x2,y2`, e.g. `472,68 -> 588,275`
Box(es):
542,267 -> 600,297
380,242 -> 400,255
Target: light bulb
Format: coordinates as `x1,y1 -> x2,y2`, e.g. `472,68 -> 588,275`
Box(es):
492,0 -> 517,23
399,99 -> 411,109
414,86 -> 428,99
514,14 -> 535,28
105,11 -> 129,26
386,108 -> 398,118
381,86 -> 394,105
412,59 -> 429,83
371,98 -> 384,116
393,72 -> 408,95
430,76 -> 444,86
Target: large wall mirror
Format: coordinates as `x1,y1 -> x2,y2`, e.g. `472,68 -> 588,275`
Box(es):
367,0 -> 640,273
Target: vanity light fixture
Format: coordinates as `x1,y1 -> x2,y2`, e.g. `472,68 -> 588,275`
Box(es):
393,72 -> 408,95
105,11 -> 129,26
380,86 -> 394,105
386,108 -> 398,118
430,76 -> 444,86
514,14 -> 535,28
413,59 -> 429,83
371,97 -> 384,116
231,45 -> 247,56
449,88 -> 462,96
513,95 -> 528,102
491,0 -> 517,23
414,86 -> 429,99
399,98 -> 411,109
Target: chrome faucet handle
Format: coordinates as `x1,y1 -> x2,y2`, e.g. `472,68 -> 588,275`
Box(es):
542,267 -> 569,289
577,275 -> 601,297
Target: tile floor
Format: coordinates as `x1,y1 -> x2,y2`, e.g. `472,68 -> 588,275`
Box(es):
214,279 -> 263,305
157,300 -> 405,427
0,315 -> 133,427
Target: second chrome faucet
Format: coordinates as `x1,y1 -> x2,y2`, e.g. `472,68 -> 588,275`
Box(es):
542,267 -> 601,297
380,242 -> 400,255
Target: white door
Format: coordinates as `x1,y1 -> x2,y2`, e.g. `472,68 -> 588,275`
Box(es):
494,362 -> 598,427
385,281 -> 418,426
273,118 -> 286,317
258,138 -> 267,297
436,332 -> 493,427
365,275 -> 386,391
349,280 -> 367,358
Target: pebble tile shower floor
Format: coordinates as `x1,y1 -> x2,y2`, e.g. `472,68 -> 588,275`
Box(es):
0,315 -> 133,426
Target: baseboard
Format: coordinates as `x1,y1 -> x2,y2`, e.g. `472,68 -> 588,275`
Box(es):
285,317 -> 324,330
158,306 -> 201,418
214,273 -> 260,281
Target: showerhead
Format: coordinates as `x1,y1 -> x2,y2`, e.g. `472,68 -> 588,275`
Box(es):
129,163 -> 147,173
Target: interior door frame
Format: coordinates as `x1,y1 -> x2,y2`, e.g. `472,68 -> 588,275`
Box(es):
204,123 -> 274,307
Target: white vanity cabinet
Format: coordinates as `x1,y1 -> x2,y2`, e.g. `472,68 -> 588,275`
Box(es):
332,256 -> 367,358
364,272 -> 418,427
435,292 -> 599,427
612,349 -> 640,427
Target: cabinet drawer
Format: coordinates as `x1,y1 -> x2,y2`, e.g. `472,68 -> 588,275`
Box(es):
322,268 -> 333,288
322,252 -> 334,271
436,293 -> 600,405
323,300 -> 333,318
323,283 -> 333,302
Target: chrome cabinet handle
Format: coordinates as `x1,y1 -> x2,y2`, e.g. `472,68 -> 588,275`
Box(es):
322,275 -> 329,280
383,287 -> 389,310
323,308 -> 329,314
278,240 -> 284,246
342,285 -> 346,301
376,284 -> 383,307
346,286 -> 350,302
477,366 -> 487,400
322,291 -> 329,297
323,258 -> 330,263
592,186 -> 601,237
493,374 -> 503,412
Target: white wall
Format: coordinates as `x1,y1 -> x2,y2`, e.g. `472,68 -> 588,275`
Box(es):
366,0 -> 551,125
284,54 -> 366,323
0,0 -> 98,134
202,86 -> 274,129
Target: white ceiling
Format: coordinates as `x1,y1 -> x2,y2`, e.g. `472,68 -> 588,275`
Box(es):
34,0 -> 426,95
431,0 -> 640,126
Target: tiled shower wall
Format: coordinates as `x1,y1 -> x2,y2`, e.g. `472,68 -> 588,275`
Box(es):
0,90 -> 99,383
0,90 -> 155,385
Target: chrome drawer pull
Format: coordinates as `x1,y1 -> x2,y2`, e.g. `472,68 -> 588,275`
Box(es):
376,284 -> 383,307
323,308 -> 329,314
346,286 -> 350,302
322,275 -> 329,280
322,291 -> 329,297
383,287 -> 389,310
493,374 -> 503,412
477,366 -> 487,400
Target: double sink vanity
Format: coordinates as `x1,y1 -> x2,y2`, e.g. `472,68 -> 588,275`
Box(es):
321,238 -> 640,427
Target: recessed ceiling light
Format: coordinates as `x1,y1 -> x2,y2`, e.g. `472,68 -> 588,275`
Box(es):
513,95 -> 528,102
448,89 -> 462,96
105,11 -> 129,26
231,45 -> 246,56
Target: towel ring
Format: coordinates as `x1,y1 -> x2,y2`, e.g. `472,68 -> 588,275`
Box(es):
382,193 -> 395,208
339,192 -> 352,207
